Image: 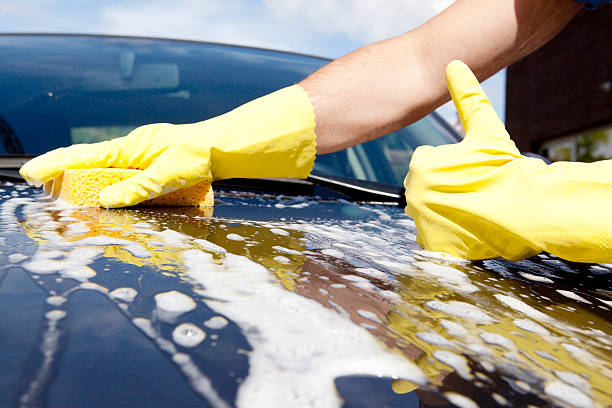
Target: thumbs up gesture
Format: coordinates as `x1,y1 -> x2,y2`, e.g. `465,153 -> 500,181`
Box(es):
404,60 -> 612,263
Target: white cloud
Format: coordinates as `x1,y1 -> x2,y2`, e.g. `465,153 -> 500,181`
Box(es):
263,0 -> 455,42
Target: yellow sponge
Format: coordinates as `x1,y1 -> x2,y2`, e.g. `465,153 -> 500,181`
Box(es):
44,168 -> 214,207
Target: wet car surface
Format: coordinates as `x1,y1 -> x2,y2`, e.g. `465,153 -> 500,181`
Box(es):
1,181 -> 610,408
1,34 -> 611,408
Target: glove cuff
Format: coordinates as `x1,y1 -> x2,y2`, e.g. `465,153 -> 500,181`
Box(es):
210,84 -> 318,181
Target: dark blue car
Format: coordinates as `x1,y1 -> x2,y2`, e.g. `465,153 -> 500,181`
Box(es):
0,34 -> 610,408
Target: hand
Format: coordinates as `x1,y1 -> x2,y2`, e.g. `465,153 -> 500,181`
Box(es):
20,85 -> 317,208
404,60 -> 612,263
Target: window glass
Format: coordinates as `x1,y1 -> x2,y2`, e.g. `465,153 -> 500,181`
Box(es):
0,35 -> 459,186
540,124 -> 612,162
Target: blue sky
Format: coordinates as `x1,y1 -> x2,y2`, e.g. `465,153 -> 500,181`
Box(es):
0,0 -> 506,124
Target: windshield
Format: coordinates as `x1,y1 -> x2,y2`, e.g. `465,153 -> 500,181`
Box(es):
0,34 -> 459,186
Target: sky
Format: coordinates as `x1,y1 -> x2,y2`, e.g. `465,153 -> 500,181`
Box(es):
0,0 -> 506,124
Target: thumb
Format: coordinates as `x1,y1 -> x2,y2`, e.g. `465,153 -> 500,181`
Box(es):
99,148 -> 212,208
446,60 -> 508,142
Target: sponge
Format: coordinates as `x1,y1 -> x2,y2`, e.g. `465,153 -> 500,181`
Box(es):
44,168 -> 214,207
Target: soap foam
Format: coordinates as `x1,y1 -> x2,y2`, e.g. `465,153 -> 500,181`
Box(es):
172,323 -> 206,348
182,249 -> 427,408
544,381 -> 593,408
204,316 -> 229,330
426,300 -> 495,325
110,287 -> 138,302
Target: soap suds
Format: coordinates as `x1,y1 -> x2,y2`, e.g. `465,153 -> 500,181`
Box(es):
513,319 -> 550,336
556,290 -> 592,304
204,316 -> 229,330
272,246 -> 302,255
494,295 -> 551,322
182,249 -> 427,408
121,244 -> 152,258
270,228 -> 289,236
8,253 -> 28,263
426,300 -> 495,324
440,320 -> 468,338
194,239 -> 227,253
443,392 -> 479,408
518,272 -> 554,283
544,381 -> 593,408
273,256 -> 290,264
226,233 -> 245,241
110,287 -> 138,302
416,332 -> 453,347
433,350 -> 472,380
155,290 -> 197,314
480,332 -> 514,349
320,248 -> 344,258
172,323 -> 206,348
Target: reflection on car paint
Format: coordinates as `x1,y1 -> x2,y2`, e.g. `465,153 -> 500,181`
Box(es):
0,182 -> 611,408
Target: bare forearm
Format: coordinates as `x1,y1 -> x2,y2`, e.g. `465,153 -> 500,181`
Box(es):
301,0 -> 581,154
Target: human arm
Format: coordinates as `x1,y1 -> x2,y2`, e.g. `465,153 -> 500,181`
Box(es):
302,0 -> 581,154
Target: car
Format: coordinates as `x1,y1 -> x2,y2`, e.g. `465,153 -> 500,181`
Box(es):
0,34 -> 610,408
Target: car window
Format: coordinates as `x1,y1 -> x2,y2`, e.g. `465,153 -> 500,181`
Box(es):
0,35 -> 458,187
315,115 -> 457,185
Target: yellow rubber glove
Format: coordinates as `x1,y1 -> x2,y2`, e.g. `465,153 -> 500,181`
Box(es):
20,85 -> 317,208
404,60 -> 612,263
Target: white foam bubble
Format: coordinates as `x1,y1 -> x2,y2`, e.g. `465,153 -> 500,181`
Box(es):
412,249 -> 470,263
24,247 -> 103,275
518,272 -> 554,283
155,291 -> 197,314
79,282 -> 108,293
354,267 -> 388,280
554,371 -> 591,392
513,318 -> 550,336
556,290 -> 592,304
426,300 -> 495,324
433,350 -> 472,380
8,253 -> 28,263
194,239 -> 227,253
273,256 -> 290,264
74,236 -> 135,246
45,310 -> 66,321
480,332 -> 514,349
414,262 -> 478,293
443,392 -> 479,408
544,381 -> 593,408
60,266 -> 96,282
226,233 -> 245,241
156,229 -> 192,248
204,316 -> 229,330
66,222 -> 90,234
356,309 -> 382,324
46,296 -> 67,306
110,287 -> 138,302
132,317 -> 156,338
269,228 -> 289,236
172,323 -> 206,348
272,246 -> 302,255
494,295 -> 552,322
121,244 -> 151,258
59,216 -> 78,222
320,248 -> 344,258
416,332 -> 453,347
440,319 -> 468,338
